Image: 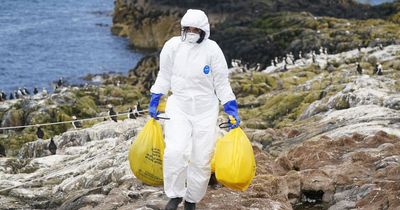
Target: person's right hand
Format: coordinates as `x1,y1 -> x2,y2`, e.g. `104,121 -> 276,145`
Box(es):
149,93 -> 163,119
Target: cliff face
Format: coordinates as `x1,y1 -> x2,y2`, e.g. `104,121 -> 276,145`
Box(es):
112,0 -> 182,50
112,0 -> 400,69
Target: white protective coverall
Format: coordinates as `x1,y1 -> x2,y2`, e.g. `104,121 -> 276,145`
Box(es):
150,9 -> 236,203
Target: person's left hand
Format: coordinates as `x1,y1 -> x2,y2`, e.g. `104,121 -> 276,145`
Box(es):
149,93 -> 163,119
224,100 -> 240,129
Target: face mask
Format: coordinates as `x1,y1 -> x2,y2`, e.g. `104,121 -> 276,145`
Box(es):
185,32 -> 200,43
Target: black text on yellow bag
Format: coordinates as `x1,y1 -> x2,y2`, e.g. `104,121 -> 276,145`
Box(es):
128,119 -> 165,186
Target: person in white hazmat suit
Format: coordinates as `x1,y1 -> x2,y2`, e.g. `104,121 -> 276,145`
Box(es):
148,9 -> 240,210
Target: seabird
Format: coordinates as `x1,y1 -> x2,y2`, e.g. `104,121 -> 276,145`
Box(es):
255,63 -> 261,72
9,93 -> 14,100
48,138 -> 57,155
42,87 -> 48,95
19,88 -> 26,96
71,116 -> 82,129
1,90 -> 6,100
136,102 -> 142,117
0,90 -> 3,101
108,105 -> 118,122
0,144 -> 5,157
33,87 -> 39,95
23,87 -> 30,95
57,77 -> 63,88
14,91 -> 20,99
128,107 -> 136,119
37,126 -> 44,140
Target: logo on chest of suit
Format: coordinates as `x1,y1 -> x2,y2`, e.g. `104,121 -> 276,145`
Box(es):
203,65 -> 210,74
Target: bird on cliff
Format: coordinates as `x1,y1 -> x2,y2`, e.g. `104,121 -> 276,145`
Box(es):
14,90 -> 20,99
0,144 -> 6,157
23,87 -> 30,95
136,101 -> 142,117
127,107 -> 136,119
36,126 -> 44,141
42,87 -> 48,95
108,104 -> 118,122
71,116 -> 83,129
48,138 -> 57,155
1,90 -> 6,101
33,87 -> 39,95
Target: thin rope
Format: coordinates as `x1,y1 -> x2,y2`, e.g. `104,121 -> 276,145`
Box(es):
0,128 -> 137,193
0,109 -> 148,130
0,109 -> 153,193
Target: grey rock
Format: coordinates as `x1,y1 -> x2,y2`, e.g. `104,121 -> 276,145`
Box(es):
328,200 -> 356,210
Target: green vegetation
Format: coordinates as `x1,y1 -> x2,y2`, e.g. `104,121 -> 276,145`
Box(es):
0,83 -> 146,155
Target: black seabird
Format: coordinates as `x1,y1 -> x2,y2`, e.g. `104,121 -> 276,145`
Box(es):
0,144 -> 5,157
33,87 -> 39,95
108,105 -> 118,122
48,138 -> 57,155
37,127 -> 44,139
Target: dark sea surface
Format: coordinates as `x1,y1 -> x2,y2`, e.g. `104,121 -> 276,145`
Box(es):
0,0 -> 142,94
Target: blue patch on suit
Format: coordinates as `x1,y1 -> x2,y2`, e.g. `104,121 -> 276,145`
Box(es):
203,65 -> 210,74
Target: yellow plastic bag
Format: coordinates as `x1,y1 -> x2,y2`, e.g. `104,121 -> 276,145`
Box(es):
128,118 -> 165,186
213,127 -> 256,191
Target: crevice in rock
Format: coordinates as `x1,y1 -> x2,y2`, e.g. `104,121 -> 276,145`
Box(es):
293,190 -> 328,210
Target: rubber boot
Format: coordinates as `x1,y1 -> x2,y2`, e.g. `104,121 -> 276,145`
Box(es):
165,197 -> 182,210
184,201 -> 196,210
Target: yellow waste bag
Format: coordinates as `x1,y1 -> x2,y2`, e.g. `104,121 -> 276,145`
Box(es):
213,127 -> 256,191
128,118 -> 165,186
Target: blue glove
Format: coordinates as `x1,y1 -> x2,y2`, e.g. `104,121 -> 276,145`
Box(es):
149,93 -> 163,119
223,100 -> 240,129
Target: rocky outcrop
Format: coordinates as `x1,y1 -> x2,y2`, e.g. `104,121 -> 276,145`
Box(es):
0,119 -> 146,209
112,0 -> 181,50
113,0 -> 400,68
128,53 -> 159,92
1,118 -> 399,209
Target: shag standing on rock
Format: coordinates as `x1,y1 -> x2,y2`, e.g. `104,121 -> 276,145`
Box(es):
72,116 -> 82,129
0,144 -> 6,157
356,62 -> 362,75
48,138 -> 57,155
37,126 -> 44,140
108,104 -> 118,122
9,92 -> 14,100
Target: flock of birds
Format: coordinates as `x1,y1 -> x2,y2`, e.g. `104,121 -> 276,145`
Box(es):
0,78 -> 65,102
